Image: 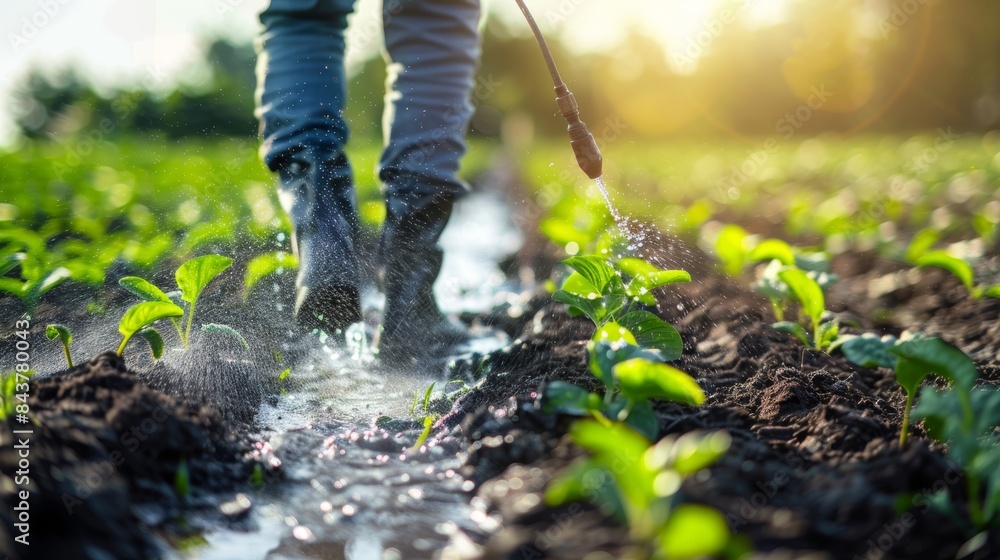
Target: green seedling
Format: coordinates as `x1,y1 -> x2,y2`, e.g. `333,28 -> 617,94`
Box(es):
752,253 -> 837,322
546,419 -> 737,559
243,250 -> 298,298
911,250 -> 1000,299
119,254 -> 245,350
889,336 -> 977,446
772,267 -> 841,351
552,255 -> 689,357
712,224 -> 750,276
116,301 -> 182,358
45,324 -> 74,368
0,264 -> 71,315
0,370 -> 32,421
913,386 -> 1000,528
544,339 -> 703,441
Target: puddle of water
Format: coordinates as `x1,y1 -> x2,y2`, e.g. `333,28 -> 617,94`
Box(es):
188,191 -> 520,559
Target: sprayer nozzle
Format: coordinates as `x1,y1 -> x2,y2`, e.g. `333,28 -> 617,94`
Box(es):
571,129 -> 603,180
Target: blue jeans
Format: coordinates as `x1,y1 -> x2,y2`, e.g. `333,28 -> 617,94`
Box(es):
255,0 -> 481,200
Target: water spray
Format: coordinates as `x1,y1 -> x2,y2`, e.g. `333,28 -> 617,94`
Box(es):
514,0 -> 603,180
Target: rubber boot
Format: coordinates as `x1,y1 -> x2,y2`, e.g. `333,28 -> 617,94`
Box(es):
277,150 -> 362,333
376,190 -> 468,363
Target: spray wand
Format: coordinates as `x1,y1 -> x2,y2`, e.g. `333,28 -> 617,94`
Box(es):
513,0 -> 603,180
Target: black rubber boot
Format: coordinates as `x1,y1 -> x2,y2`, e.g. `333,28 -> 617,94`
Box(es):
277,150 -> 362,333
376,190 -> 468,363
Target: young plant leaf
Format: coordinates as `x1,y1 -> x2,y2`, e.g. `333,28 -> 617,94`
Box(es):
45,324 -> 72,345
657,431 -> 733,475
777,267 -> 825,322
588,340 -> 665,390
748,238 -> 794,265
617,400 -> 659,441
562,256 -> 616,294
714,224 -> 748,276
978,285 -> 1000,299
119,276 -> 173,303
839,333 -> 898,369
915,251 -> 975,293
906,228 -> 940,263
139,328 -> 166,359
542,381 -> 602,416
593,321 -> 637,345
46,324 -> 74,369
552,289 -> 603,325
613,358 -> 705,406
176,254 -> 233,305
117,301 -> 184,356
619,310 -> 683,361
24,267 -> 71,310
890,337 -> 978,394
243,251 -> 298,298
0,253 -> 25,277
201,323 -> 250,350
657,504 -> 730,560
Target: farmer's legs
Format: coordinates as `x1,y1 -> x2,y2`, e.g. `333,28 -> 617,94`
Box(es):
377,0 -> 481,358
256,0 -> 362,331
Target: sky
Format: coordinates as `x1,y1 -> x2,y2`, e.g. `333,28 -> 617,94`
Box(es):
0,0 -> 790,146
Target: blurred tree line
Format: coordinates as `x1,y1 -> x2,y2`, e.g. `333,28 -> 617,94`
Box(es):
12,0 -> 1000,144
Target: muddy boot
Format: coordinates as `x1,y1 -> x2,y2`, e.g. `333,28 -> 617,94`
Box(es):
277,150 -> 362,333
376,190 -> 468,363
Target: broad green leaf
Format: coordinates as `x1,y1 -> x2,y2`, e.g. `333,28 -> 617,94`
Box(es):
773,321 -> 811,346
817,321 -> 840,351
839,333 -> 898,369
201,323 -> 250,350
978,285 -> 1000,299
617,257 -> 662,278
562,256 -> 616,294
0,253 -> 25,277
890,337 -> 978,394
906,228 -> 940,263
793,251 -> 831,273
119,276 -> 173,303
778,267 -> 824,322
648,431 -> 732,476
915,251 -> 975,293
546,460 -> 626,523
119,301 -> 185,338
139,328 -> 165,359
243,251 -> 298,298
621,400 -> 659,441
588,340 -> 666,390
0,278 -> 26,297
714,224 -> 748,276
45,324 -> 72,345
176,254 -> 233,305
552,289 -> 602,324
570,419 -> 656,511
593,321 -> 637,345
748,238 -> 794,265
613,358 -> 705,405
619,311 -> 683,360
560,271 -> 600,298
657,504 -> 730,560
542,381 -> 602,416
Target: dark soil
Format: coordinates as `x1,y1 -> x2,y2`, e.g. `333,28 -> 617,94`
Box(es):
4,214 -> 1000,559
0,352 -> 253,560
449,229 -> 1000,560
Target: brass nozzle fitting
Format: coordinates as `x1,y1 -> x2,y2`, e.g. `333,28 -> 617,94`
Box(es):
555,86 -> 603,180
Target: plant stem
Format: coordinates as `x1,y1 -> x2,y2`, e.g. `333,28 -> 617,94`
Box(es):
171,317 -> 184,342
183,301 -> 196,349
116,335 -> 130,357
62,342 -> 73,369
899,392 -> 914,446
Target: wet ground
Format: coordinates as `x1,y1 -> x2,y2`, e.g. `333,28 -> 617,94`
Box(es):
3,176 -> 1000,559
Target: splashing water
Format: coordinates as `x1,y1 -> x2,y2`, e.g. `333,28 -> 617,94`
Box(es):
594,175 -> 649,253
594,175 -> 622,226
